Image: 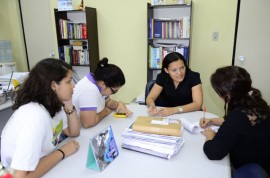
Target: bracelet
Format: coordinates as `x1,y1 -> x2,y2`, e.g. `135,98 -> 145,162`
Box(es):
57,149 -> 65,160
64,106 -> 76,115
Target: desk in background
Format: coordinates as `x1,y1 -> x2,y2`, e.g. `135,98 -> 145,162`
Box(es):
43,104 -> 231,178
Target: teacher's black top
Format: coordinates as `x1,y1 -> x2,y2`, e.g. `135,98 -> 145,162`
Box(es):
155,69 -> 201,107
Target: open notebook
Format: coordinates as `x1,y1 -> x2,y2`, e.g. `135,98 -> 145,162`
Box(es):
180,118 -> 219,134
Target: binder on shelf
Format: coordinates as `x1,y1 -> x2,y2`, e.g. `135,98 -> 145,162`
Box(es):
132,116 -> 182,136
148,19 -> 154,38
82,23 -> 87,39
176,46 -> 189,64
149,45 -> 162,69
154,21 -> 162,38
86,126 -> 119,172
58,46 -> 65,61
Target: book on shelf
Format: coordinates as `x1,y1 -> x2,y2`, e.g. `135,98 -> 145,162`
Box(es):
182,16 -> 190,38
148,45 -> 162,69
58,19 -> 88,39
154,21 -> 162,38
58,46 -> 65,61
149,17 -> 190,39
82,23 -> 87,39
176,46 -> 189,64
148,44 -> 189,66
64,45 -> 72,64
132,116 -> 182,136
148,19 -> 154,38
72,41 -> 87,50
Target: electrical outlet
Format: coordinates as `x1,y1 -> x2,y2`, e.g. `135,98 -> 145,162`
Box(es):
212,32 -> 219,41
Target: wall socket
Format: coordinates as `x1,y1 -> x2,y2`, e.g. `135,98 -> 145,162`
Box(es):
212,32 -> 219,41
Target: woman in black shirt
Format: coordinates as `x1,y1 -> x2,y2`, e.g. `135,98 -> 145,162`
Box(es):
200,66 -> 270,177
146,52 -> 203,117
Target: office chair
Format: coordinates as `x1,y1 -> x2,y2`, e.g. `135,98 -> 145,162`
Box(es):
145,80 -> 164,106
145,80 -> 156,102
232,163 -> 269,178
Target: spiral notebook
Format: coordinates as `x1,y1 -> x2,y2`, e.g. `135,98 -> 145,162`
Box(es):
86,126 -> 119,171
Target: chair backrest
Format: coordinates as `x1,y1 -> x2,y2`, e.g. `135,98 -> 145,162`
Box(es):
145,80 -> 164,106
145,80 -> 156,103
232,163 -> 269,178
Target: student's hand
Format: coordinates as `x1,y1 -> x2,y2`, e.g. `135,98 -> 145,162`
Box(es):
148,105 -> 158,116
63,100 -> 74,110
60,140 -> 80,158
116,102 -> 133,117
199,118 -> 212,128
201,128 -> 216,141
156,108 -> 174,117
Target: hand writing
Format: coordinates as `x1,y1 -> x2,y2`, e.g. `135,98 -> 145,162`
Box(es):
201,128 -> 216,141
199,118 -> 212,128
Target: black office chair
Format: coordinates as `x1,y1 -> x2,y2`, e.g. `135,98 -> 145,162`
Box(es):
232,163 -> 269,178
145,80 -> 164,106
145,80 -> 156,102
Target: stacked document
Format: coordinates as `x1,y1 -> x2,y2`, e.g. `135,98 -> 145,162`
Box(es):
121,128 -> 184,159
132,116 -> 182,136
0,72 -> 29,86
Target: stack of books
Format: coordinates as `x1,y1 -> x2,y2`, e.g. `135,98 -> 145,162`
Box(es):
121,116 -> 185,159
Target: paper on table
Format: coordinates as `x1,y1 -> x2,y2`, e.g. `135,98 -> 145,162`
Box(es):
121,128 -> 185,159
180,118 -> 219,134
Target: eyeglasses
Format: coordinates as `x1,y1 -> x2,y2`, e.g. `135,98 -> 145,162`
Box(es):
168,66 -> 186,73
109,86 -> 118,94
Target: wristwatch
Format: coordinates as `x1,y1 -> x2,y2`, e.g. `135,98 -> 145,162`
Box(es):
64,106 -> 76,115
178,107 -> 184,113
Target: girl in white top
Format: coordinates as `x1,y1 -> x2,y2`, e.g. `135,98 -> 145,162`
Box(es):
1,58 -> 80,178
72,57 -> 133,128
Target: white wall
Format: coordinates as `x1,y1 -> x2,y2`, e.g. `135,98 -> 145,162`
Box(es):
0,0 -> 28,72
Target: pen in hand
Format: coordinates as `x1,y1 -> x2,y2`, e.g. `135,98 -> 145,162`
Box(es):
202,106 -> 206,124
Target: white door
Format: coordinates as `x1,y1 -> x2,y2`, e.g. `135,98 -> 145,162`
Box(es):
234,0 -> 270,103
20,0 -> 55,69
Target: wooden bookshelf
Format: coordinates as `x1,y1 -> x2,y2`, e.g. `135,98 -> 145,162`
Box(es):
54,7 -> 99,72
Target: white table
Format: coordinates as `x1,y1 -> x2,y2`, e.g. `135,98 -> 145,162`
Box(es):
43,104 -> 231,178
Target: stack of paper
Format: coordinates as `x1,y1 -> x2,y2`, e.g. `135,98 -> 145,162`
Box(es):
121,128 -> 184,159
0,72 -> 29,86
135,93 -> 145,104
